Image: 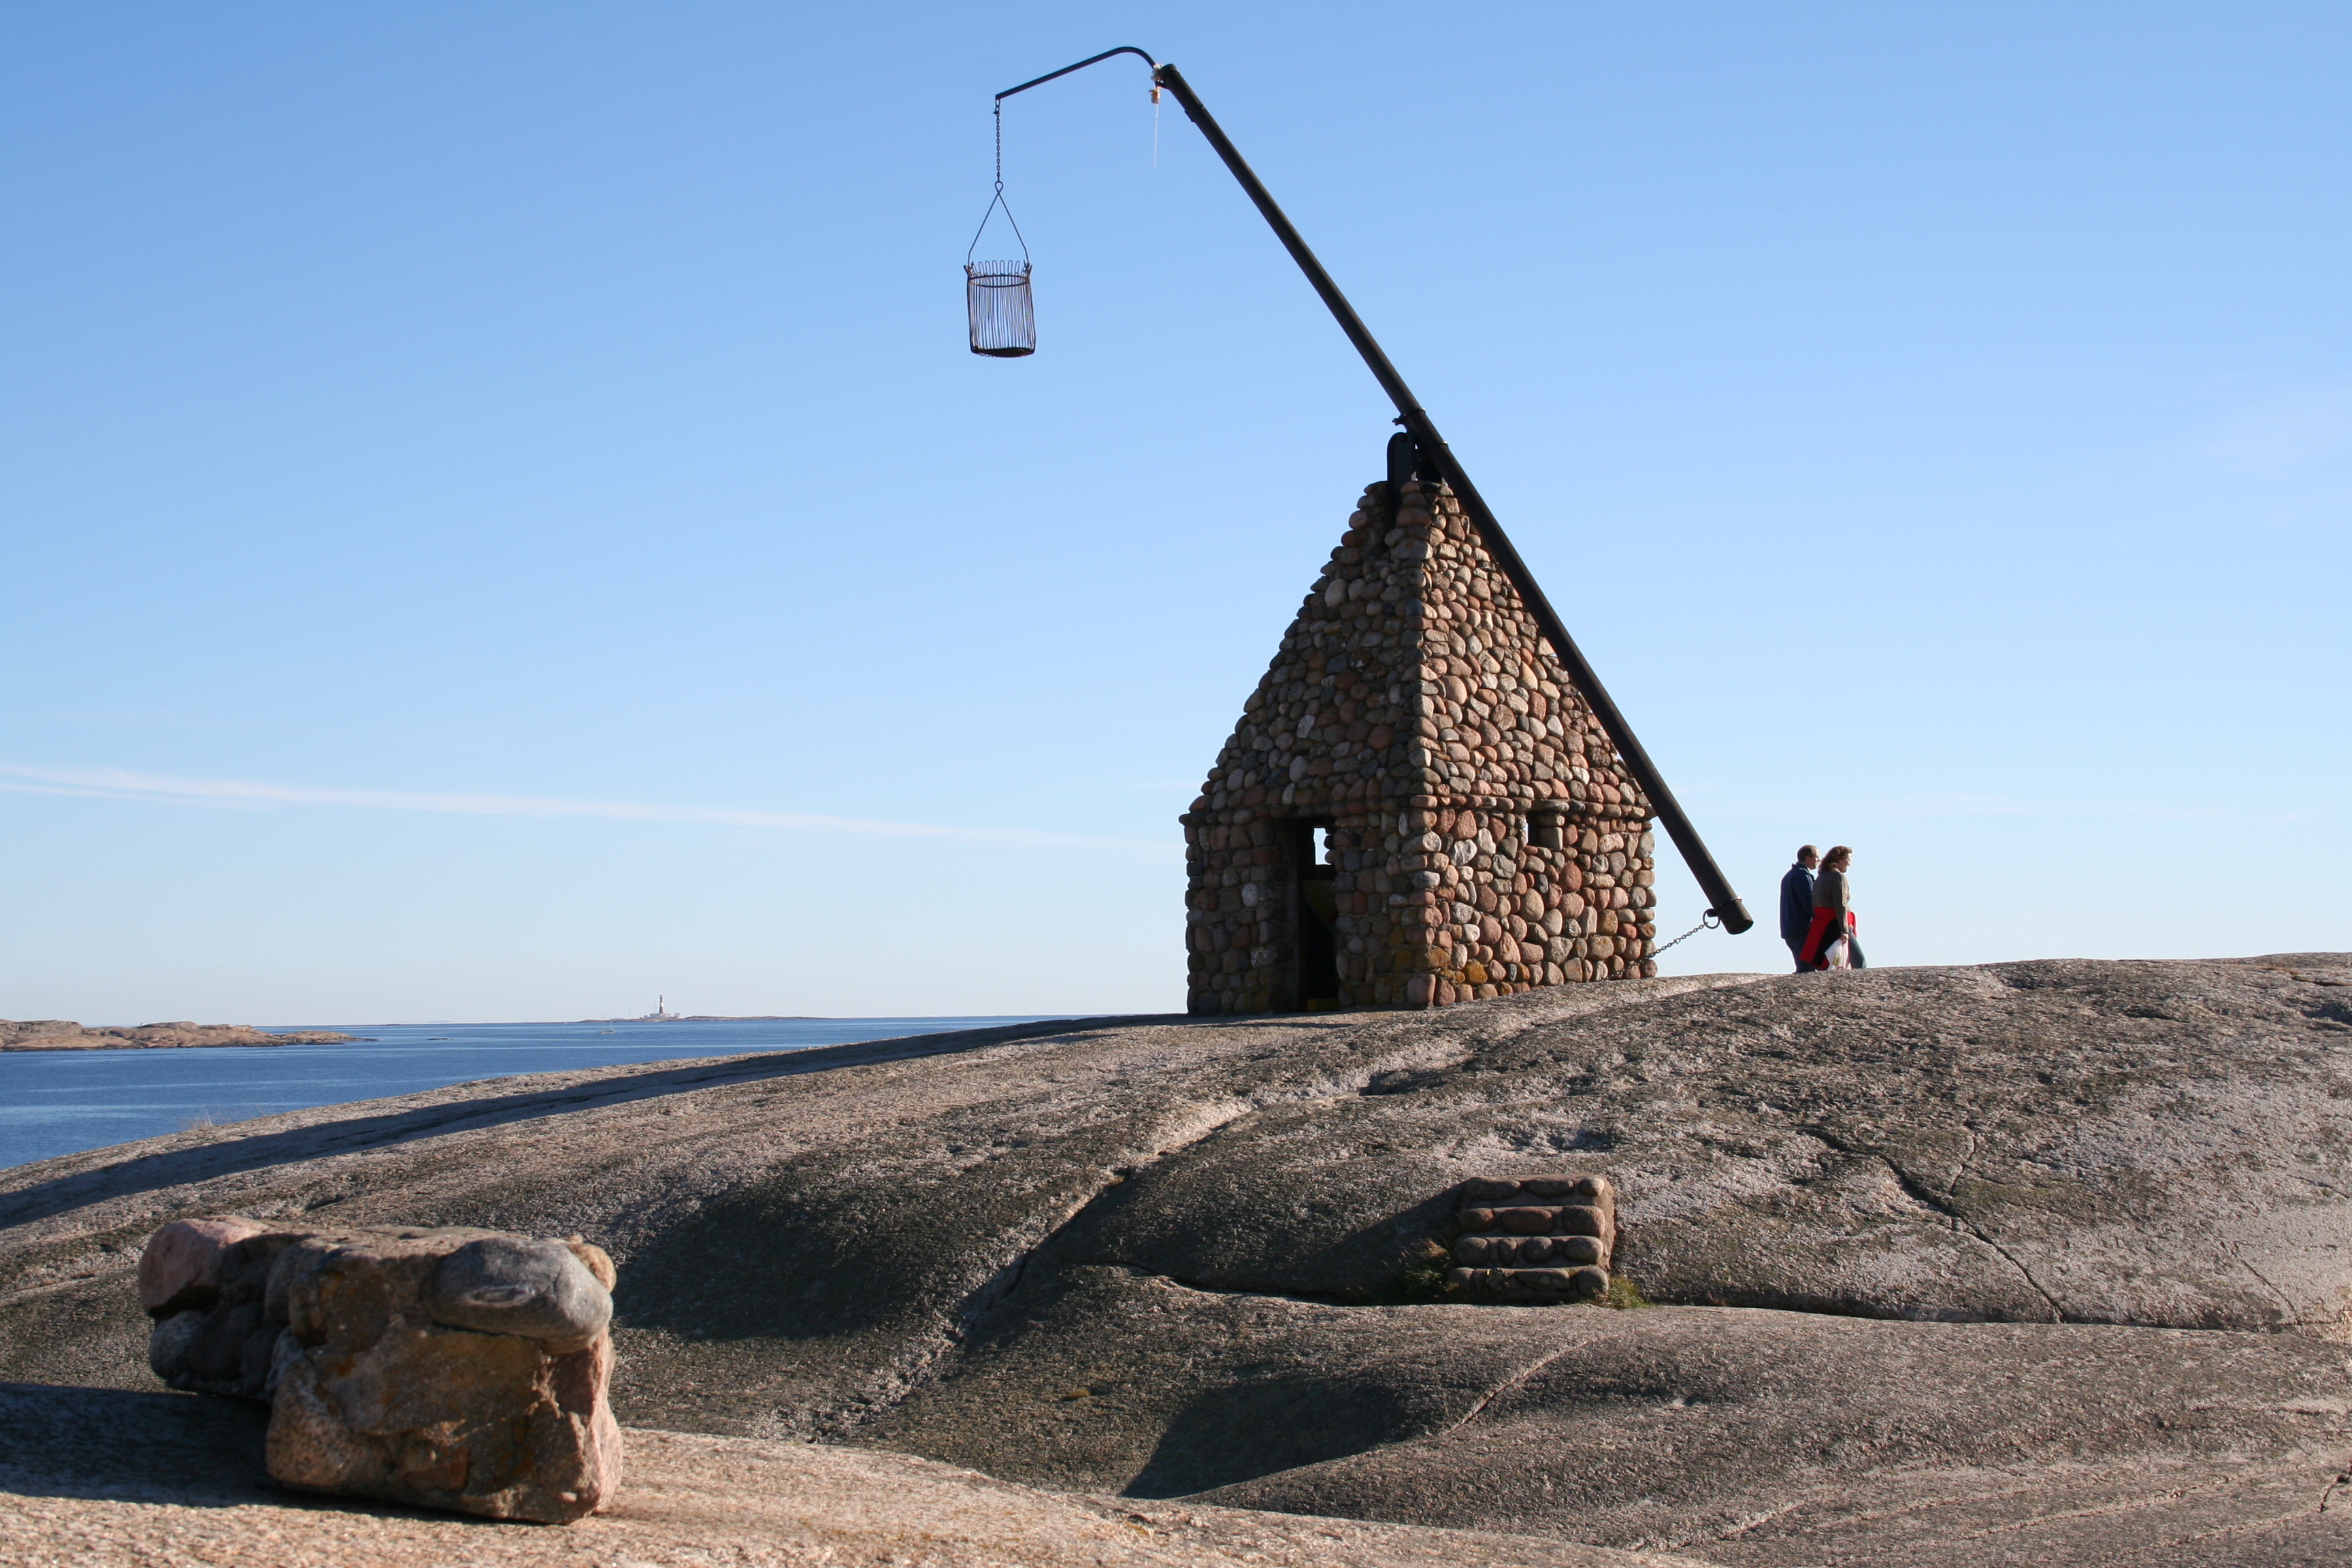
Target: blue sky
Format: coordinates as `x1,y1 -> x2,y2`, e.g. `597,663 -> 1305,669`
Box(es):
3,3 -> 2344,1024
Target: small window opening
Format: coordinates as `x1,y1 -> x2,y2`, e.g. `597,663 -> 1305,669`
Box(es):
1530,809 -> 1567,851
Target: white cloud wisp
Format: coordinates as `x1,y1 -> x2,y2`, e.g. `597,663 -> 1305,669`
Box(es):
0,763 -> 1173,851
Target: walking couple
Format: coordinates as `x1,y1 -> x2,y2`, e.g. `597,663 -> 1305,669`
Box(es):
1778,845 -> 1864,972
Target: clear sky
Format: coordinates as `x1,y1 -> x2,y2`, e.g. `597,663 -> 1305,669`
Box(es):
3,3 -> 2345,1025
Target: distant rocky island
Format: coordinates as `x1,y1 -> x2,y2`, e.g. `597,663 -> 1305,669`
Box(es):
574,996 -> 815,1024
573,1015 -> 817,1024
0,1019 -> 363,1051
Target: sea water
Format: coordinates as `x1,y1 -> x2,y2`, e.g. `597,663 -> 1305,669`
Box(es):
0,1016 -> 1049,1171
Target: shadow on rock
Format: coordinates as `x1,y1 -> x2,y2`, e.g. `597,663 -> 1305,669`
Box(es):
1124,1369 -> 1454,1497
0,1382 -> 270,1505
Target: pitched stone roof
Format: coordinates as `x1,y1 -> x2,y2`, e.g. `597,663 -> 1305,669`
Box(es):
1194,478 -> 1650,821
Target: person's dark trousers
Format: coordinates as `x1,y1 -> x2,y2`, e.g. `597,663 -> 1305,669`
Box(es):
1786,939 -> 1812,973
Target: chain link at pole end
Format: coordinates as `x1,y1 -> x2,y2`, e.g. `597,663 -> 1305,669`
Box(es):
1649,910 -> 1721,960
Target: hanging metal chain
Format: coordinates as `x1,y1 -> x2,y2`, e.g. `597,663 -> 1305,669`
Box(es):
1648,909 -> 1721,960
966,101 -> 1030,266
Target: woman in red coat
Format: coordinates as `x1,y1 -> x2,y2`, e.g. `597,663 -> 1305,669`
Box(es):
1799,845 -> 1858,970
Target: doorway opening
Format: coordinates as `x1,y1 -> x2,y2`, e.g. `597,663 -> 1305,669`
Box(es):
1290,818 -> 1341,1010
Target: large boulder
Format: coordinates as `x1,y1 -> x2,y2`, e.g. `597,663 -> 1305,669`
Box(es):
135,1218 -> 622,1523
3,957 -> 2347,1565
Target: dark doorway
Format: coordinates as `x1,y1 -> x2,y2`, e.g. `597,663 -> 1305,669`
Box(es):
1290,819 -> 1340,1009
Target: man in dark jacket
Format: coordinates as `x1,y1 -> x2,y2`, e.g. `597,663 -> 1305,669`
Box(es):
1780,846 -> 1819,973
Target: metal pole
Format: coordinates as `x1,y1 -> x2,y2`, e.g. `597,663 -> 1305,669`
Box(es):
998,54 -> 1754,935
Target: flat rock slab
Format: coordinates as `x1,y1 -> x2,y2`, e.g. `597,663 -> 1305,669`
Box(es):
863,1269 -> 2352,1566
0,1383 -> 1699,1568
1045,957 -> 2352,1333
2,958 -> 2349,1565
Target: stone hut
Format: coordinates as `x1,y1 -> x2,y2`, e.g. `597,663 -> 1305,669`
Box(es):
1181,477 -> 1658,1015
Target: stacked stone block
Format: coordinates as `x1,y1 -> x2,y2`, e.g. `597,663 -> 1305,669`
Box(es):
1448,1175 -> 1616,1303
1182,478 -> 1659,1013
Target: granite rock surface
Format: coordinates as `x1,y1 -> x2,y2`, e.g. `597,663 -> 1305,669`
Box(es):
3,955 -> 2349,1565
0,1382 -> 1690,1568
864,1265 -> 2352,1563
